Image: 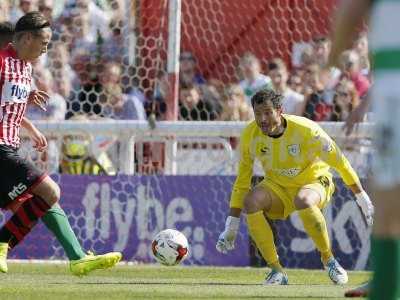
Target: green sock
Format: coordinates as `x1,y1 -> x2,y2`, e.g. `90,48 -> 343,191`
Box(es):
42,204 -> 86,260
370,237 -> 400,300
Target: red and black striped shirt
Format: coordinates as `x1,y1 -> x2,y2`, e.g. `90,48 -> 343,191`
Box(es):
0,44 -> 32,148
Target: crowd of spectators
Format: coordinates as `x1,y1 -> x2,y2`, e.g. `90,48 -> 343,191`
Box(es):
0,0 -> 373,174
0,0 -> 372,124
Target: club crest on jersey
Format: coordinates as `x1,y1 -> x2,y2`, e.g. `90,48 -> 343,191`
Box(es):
287,144 -> 300,156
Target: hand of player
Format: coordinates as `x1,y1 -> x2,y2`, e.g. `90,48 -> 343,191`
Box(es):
216,216 -> 240,254
28,90 -> 49,111
355,190 -> 374,227
28,127 -> 48,152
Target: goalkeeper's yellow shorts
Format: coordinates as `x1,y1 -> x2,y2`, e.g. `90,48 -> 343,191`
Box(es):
257,174 -> 335,220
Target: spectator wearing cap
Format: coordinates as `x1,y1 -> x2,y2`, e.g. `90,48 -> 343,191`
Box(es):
268,58 -> 305,116
179,51 -> 206,86
238,52 -> 272,106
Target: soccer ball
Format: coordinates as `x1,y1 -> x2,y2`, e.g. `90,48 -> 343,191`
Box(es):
151,229 -> 189,266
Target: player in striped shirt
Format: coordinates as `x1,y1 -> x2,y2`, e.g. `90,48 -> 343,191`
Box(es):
0,12 -> 122,276
329,0 -> 400,299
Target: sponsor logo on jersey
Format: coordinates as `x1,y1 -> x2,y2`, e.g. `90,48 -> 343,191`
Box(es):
260,146 -> 270,155
274,167 -> 301,177
1,81 -> 31,103
10,84 -> 29,100
8,182 -> 27,200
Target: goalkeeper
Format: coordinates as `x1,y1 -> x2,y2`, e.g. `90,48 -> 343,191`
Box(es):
216,89 -> 374,285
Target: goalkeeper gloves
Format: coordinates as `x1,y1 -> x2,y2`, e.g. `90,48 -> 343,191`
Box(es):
355,190 -> 374,227
216,216 -> 240,254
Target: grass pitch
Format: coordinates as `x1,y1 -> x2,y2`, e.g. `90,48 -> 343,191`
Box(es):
0,262 -> 370,300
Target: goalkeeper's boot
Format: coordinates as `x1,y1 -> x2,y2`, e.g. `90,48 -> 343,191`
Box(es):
0,242 -> 8,273
325,257 -> 348,285
264,269 -> 289,285
344,281 -> 370,298
70,251 -> 122,276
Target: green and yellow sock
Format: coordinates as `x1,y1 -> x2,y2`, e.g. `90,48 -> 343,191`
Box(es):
42,204 -> 86,260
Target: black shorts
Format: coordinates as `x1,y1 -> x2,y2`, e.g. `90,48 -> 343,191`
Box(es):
0,144 -> 45,209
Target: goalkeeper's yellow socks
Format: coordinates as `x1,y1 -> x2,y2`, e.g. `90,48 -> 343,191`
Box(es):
247,211 -> 283,271
297,206 -> 332,265
370,238 -> 400,300
42,204 -> 86,260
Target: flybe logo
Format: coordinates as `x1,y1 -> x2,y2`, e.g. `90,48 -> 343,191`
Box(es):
11,85 -> 29,100
8,183 -> 27,200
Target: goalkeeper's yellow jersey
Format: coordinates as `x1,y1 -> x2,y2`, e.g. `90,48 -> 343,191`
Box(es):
230,114 -> 360,209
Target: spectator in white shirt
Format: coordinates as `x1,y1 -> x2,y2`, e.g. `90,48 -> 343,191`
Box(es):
268,58 -> 305,116
238,52 -> 272,105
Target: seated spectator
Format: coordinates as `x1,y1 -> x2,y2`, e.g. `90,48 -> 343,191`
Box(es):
0,1 -> 10,22
62,0 -> 111,43
179,84 -> 219,121
311,35 -> 341,89
311,35 -> 331,67
353,32 -> 370,77
201,78 -> 224,115
339,50 -> 370,98
38,0 -> 54,22
47,41 -> 75,82
219,84 -> 253,121
146,70 -> 168,120
9,0 -> 37,24
287,69 -> 304,94
100,84 -> 146,120
67,48 -> 102,118
238,52 -> 272,105
102,17 -> 125,63
302,64 -> 332,121
268,58 -> 305,115
179,51 -> 206,86
330,79 -> 360,121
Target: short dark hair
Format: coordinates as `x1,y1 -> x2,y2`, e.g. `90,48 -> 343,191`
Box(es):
268,58 -> 287,72
312,35 -> 329,45
14,11 -> 50,40
0,22 -> 14,48
251,89 -> 283,109
0,22 -> 14,35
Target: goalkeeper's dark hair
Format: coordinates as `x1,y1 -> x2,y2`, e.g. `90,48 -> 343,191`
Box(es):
14,11 -> 50,40
251,89 -> 283,109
